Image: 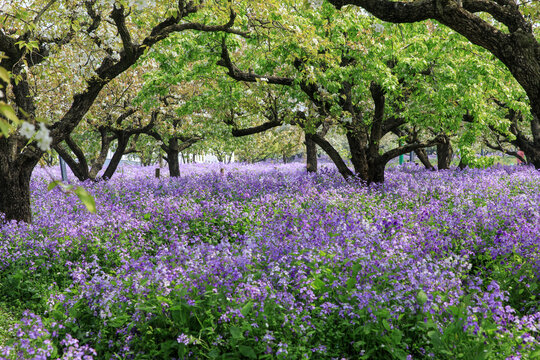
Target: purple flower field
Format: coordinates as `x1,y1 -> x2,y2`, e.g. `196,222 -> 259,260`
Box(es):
0,163 -> 539,359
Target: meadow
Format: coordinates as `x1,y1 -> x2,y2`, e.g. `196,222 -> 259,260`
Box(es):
0,163 -> 539,360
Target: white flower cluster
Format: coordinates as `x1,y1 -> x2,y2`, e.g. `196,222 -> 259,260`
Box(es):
19,122 -> 53,151
372,23 -> 385,33
111,52 -> 121,61
278,123 -> 292,132
292,103 -> 308,113
310,0 -> 323,9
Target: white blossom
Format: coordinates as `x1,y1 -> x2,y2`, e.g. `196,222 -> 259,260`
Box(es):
311,0 -> 323,9
372,23 -> 385,33
34,123 -> 52,151
133,0 -> 148,11
260,77 -> 269,82
292,103 -> 308,113
19,122 -> 36,139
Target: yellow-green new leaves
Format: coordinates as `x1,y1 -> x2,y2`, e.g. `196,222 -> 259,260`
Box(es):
47,181 -> 97,214
0,66 -> 19,138
0,68 -> 9,83
0,104 -> 19,138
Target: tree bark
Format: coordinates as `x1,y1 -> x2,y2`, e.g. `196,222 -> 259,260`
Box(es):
305,133 -> 318,173
437,136 -> 453,170
346,130 -> 369,179
0,163 -> 35,223
415,148 -> 435,170
0,137 -> 40,223
89,128 -> 114,179
367,159 -> 387,183
102,134 -> 129,180
54,143 -> 90,182
167,137 -> 181,177
311,134 -> 354,178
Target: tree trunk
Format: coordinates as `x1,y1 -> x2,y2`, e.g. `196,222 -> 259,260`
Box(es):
346,130 -> 369,180
415,148 -> 435,170
89,129 -> 114,179
102,135 -> 129,180
519,100 -> 540,168
54,144 -> 90,181
367,159 -> 386,183
167,137 -> 180,177
0,146 -> 40,223
437,136 -> 453,170
311,134 -> 354,178
305,133 -> 318,173
168,151 -> 180,177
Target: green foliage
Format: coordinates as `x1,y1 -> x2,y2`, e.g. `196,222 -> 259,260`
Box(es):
0,65 -> 19,137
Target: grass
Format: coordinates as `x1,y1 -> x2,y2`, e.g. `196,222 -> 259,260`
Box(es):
0,303 -> 17,346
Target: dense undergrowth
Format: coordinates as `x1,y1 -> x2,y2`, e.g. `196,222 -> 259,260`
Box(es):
0,163 -> 539,359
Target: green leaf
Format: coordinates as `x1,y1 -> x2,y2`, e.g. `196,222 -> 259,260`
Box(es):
230,326 -> 243,339
109,315 -> 129,328
0,119 -> 11,137
241,301 -> 253,317
238,345 -> 257,359
0,67 -> 9,83
416,290 -> 428,305
312,278 -> 325,290
0,104 -> 18,123
47,180 -> 62,191
74,186 -> 96,214
346,277 -> 356,290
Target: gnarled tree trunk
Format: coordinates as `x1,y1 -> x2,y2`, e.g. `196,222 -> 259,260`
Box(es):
305,133 -> 318,173
166,137 -> 181,177
437,136 -> 453,170
0,138 -> 41,223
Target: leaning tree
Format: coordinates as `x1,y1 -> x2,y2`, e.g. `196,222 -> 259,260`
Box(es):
0,0 -> 246,223
327,0 -> 540,168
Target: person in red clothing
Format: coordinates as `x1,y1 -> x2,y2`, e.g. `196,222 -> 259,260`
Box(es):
517,150 -> 525,165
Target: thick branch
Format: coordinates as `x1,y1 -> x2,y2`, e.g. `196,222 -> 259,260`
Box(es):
484,139 -> 526,163
231,119 -> 283,137
217,38 -> 294,85
65,135 -> 89,171
381,134 -> 443,163
53,142 -> 89,181
369,82 -> 385,152
382,116 -> 406,134
110,4 -> 134,58
178,136 -> 202,151
328,0 -> 513,63
311,133 -> 354,178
